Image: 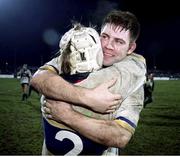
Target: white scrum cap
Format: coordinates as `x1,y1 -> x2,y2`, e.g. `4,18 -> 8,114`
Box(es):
59,24 -> 103,74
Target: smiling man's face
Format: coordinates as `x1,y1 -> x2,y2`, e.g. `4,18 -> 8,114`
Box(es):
100,23 -> 136,66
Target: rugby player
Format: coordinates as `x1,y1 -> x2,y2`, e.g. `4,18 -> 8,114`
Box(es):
17,64 -> 32,101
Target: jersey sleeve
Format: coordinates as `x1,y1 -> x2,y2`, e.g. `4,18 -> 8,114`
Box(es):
112,53 -> 146,134
38,56 -> 62,75
114,86 -> 144,134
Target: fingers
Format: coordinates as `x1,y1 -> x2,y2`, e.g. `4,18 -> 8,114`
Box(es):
106,99 -> 121,113
44,113 -> 53,119
113,94 -> 121,100
45,101 -> 51,108
110,104 -> 118,110
43,106 -> 51,114
42,100 -> 53,119
43,105 -> 54,119
106,105 -> 119,113
106,109 -> 116,113
113,99 -> 122,106
105,105 -> 118,114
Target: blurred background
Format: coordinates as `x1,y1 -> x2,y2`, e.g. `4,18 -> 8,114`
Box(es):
0,0 -> 180,78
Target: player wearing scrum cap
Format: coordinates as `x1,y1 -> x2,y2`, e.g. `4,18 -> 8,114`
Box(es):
40,24 -> 115,155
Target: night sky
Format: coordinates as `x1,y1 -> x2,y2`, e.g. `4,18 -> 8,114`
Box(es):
0,0 -> 180,73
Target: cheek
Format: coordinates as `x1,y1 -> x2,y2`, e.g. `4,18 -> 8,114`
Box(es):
115,49 -> 127,59
116,46 -> 129,55
100,40 -> 106,49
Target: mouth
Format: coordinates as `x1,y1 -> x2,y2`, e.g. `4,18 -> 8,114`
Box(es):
104,52 -> 113,57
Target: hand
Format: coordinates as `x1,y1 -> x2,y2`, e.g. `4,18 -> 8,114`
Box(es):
43,99 -> 73,122
85,78 -> 122,113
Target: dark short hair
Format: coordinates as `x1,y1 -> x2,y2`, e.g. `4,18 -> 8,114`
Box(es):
101,10 -> 140,42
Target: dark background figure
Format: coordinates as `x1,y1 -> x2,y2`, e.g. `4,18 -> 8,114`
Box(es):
144,73 -> 154,107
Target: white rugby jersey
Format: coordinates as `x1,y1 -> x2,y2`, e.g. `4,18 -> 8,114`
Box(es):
18,69 -> 32,84
40,52 -> 146,155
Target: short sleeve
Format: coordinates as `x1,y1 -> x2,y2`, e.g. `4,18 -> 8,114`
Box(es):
114,86 -> 144,134
39,56 -> 63,75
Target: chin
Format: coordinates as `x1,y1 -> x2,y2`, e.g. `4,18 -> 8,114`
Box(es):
103,60 -> 113,66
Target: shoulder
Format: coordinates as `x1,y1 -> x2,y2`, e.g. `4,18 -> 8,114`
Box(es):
114,53 -> 146,72
46,56 -> 62,67
129,53 -> 146,65
112,53 -> 147,83
39,56 -> 63,74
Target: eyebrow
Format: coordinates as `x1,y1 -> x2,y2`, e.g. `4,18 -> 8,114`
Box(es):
101,33 -> 126,43
100,32 -> 108,36
115,38 -> 126,44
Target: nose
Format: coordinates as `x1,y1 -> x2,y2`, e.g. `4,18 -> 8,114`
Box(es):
105,39 -> 113,50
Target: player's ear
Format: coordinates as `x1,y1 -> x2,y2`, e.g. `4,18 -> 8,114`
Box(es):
128,42 -> 136,55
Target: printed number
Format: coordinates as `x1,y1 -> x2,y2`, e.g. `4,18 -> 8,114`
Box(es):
55,130 -> 83,155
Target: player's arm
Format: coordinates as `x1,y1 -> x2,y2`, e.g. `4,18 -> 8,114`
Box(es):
44,84 -> 144,148
45,99 -> 132,148
31,68 -> 121,113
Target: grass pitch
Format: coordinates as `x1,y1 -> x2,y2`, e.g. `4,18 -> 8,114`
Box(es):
0,78 -> 43,155
121,80 -> 180,155
0,78 -> 180,155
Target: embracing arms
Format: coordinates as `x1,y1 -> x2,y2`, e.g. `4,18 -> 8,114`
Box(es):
42,54 -> 146,148
45,99 -> 132,148
31,69 -> 121,113
44,84 -> 144,148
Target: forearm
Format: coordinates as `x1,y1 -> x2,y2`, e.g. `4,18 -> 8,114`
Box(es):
31,70 -> 88,105
57,108 -> 132,148
31,69 -> 121,113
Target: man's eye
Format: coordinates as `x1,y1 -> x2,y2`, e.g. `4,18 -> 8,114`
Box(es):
116,40 -> 124,45
101,35 -> 107,39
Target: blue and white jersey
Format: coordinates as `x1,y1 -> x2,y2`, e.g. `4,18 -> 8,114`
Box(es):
41,73 -> 108,155
43,117 -> 107,155
18,69 -> 32,84
40,52 -> 146,155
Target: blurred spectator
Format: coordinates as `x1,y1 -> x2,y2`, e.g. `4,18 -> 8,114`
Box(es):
17,64 -> 32,101
144,73 -> 155,107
